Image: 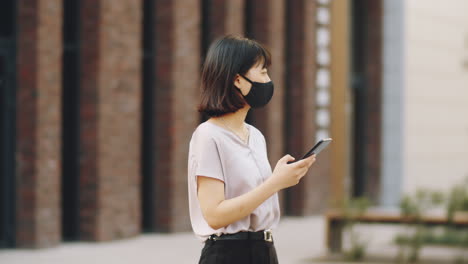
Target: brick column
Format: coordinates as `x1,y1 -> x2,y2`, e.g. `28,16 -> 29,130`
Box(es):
16,0 -> 62,248
302,1 -> 334,214
152,0 -> 200,232
200,0 -> 245,122
225,1 -> 245,35
363,0 -> 382,203
79,0 -> 142,241
204,0 -> 245,41
246,0 -> 285,172
245,0 -> 286,211
284,0 -> 326,215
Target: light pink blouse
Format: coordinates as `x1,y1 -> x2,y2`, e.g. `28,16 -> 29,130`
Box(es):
188,121 -> 280,241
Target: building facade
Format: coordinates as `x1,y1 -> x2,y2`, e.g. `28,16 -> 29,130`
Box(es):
3,0 -> 465,250
380,0 -> 468,205
331,0 -> 468,209
0,0 -> 337,248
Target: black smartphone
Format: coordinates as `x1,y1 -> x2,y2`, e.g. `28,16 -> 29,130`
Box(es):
287,138 -> 333,164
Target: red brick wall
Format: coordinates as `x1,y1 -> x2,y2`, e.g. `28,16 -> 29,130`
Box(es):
246,0 -> 288,212
79,0 -> 100,241
12,0 -> 335,248
79,0 -> 142,241
302,1 -> 332,214
363,0 -> 382,203
16,0 -> 63,248
283,0 -> 329,215
152,0 -> 175,232
247,0 -> 285,169
152,0 -> 200,232
204,0 -> 245,43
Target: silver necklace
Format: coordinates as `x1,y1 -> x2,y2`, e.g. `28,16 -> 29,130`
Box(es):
219,117 -> 249,144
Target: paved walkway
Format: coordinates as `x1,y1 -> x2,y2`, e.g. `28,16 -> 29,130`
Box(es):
0,216 -> 326,264
0,216 -> 464,263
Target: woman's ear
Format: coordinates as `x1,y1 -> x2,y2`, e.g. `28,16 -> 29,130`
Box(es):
233,74 -> 243,89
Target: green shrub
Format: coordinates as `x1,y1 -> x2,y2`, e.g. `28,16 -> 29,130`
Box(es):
395,177 -> 468,263
396,189 -> 444,263
341,197 -> 371,261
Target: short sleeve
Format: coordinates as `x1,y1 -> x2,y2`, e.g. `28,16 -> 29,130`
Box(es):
194,133 -> 225,182
260,133 -> 267,153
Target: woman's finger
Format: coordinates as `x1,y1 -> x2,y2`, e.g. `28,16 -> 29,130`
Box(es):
305,155 -> 316,167
292,159 -> 308,168
283,154 -> 295,164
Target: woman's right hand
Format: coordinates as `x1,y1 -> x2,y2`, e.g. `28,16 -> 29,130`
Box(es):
268,154 -> 316,191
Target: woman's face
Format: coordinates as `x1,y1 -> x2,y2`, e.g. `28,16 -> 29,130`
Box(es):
234,61 -> 271,96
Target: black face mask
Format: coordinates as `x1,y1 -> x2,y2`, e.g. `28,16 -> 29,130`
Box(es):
239,74 -> 274,108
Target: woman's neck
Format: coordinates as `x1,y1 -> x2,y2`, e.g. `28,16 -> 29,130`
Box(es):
211,106 -> 250,131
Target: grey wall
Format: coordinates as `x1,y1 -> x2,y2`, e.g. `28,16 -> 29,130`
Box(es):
380,0 -> 405,207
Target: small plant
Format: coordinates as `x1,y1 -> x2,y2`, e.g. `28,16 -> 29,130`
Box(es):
396,189 -> 445,263
446,177 -> 468,264
447,177 -> 468,222
453,256 -> 467,264
395,227 -> 468,247
340,197 -> 371,261
395,177 -> 468,263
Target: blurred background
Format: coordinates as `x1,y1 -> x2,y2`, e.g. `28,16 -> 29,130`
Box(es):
0,0 -> 467,262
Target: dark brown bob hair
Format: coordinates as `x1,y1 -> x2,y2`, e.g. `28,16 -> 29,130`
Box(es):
198,35 -> 271,117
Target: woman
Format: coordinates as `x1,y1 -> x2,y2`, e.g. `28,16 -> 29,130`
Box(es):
188,35 -> 316,264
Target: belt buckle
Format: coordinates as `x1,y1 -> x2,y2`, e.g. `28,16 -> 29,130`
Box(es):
263,230 -> 273,242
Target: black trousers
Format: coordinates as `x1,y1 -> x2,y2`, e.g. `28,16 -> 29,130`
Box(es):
199,239 -> 279,264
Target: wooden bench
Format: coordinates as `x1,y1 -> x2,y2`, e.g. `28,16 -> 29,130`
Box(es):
326,209 -> 468,253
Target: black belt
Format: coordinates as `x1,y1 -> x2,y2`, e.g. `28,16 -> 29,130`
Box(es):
208,230 -> 273,242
